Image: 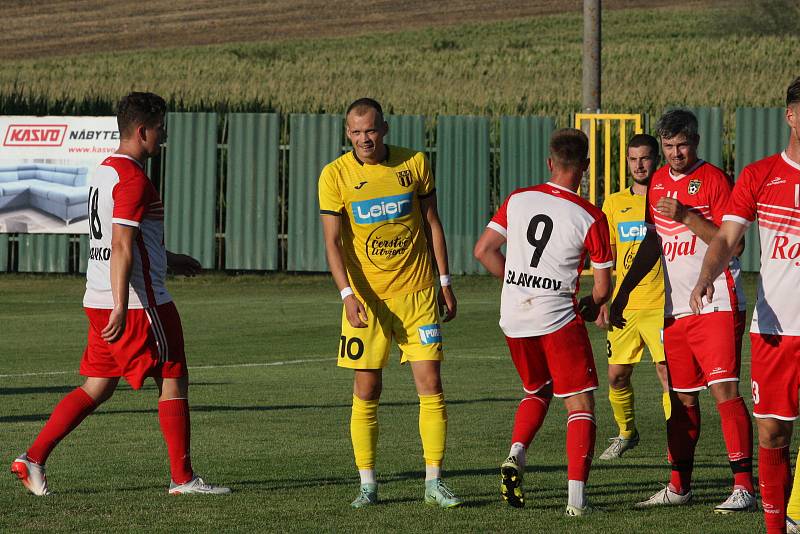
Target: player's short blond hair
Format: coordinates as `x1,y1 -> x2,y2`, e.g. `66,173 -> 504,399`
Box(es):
549,128 -> 589,169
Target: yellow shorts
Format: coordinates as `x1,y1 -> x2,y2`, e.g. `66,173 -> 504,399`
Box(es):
337,286 -> 444,370
606,308 -> 665,365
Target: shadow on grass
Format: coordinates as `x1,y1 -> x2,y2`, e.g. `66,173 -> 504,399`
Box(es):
1,396 -> 519,423
0,381 -> 230,397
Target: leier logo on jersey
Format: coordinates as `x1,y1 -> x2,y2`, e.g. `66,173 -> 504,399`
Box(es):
617,221 -> 647,242
351,192 -> 413,224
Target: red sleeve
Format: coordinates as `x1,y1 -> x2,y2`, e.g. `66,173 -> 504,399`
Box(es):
708,170 -> 733,226
644,190 -> 655,226
487,193 -> 511,236
112,176 -> 152,227
725,166 -> 758,224
585,215 -> 613,268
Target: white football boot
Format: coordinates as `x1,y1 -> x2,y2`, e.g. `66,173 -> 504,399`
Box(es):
169,475 -> 231,495
10,454 -> 50,496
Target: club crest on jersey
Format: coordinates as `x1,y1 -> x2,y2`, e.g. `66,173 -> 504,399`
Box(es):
688,178 -> 701,195
396,170 -> 413,187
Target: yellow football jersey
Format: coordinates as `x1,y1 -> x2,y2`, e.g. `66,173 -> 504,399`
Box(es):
602,188 -> 665,310
318,145 -> 435,300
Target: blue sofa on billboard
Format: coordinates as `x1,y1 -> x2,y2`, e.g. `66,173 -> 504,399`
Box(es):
0,164 -> 89,224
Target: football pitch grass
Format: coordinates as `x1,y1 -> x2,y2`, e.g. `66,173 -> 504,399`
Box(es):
0,273 -> 785,532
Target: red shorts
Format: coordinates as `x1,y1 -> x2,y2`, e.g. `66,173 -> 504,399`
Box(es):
663,311 -> 740,392
80,301 -> 188,390
751,333 -> 800,421
505,316 -> 598,398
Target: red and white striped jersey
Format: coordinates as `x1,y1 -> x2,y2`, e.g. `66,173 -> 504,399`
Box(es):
646,160 -> 744,317
724,152 -> 800,335
83,154 -> 171,309
487,182 -> 613,337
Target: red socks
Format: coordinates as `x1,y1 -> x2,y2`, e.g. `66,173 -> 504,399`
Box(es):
759,445 -> 790,534
27,387 -> 96,465
717,396 -> 754,492
511,394 -> 551,446
667,402 -> 701,494
158,398 -> 193,484
566,411 -> 596,482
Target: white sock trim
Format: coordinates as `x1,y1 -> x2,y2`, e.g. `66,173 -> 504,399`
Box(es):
359,469 -> 376,485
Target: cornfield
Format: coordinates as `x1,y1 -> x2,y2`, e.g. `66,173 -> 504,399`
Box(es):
0,4 -> 796,122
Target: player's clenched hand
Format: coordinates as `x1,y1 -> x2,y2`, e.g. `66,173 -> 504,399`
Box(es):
608,293 -> 628,329
690,278 -> 715,314
344,295 -> 368,328
438,285 -> 457,323
577,295 -> 600,322
102,307 -> 126,342
656,197 -> 688,224
594,304 -> 610,330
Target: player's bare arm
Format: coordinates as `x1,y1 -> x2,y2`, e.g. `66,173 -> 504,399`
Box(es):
594,244 -> 617,329
690,220 -> 747,314
578,266 -> 611,322
608,230 -> 660,329
166,251 -> 201,276
320,213 -> 367,328
102,223 -> 137,342
473,226 -> 507,279
420,193 -> 457,322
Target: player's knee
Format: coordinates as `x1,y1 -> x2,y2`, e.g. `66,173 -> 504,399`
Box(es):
757,419 -> 792,448
608,374 -> 631,389
709,381 -> 740,403
563,391 -> 594,413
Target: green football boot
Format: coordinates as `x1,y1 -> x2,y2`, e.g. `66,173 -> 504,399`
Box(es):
424,478 -> 463,508
350,483 -> 378,508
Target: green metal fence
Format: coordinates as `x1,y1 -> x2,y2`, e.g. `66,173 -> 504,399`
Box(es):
225,113 -> 280,271
436,115 -> 490,275
163,112 -> 218,269
286,114 -> 342,272
0,107 -> 788,274
499,115 -> 557,199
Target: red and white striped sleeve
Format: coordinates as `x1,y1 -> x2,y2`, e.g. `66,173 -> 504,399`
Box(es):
112,175 -> 152,227
487,193 -> 510,238
584,215 -> 613,269
723,165 -> 758,227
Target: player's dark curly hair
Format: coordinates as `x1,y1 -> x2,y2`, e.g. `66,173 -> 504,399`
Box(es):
346,97 -> 384,121
549,128 -> 588,169
655,109 -> 698,142
117,92 -> 167,137
628,133 -> 659,158
787,77 -> 800,107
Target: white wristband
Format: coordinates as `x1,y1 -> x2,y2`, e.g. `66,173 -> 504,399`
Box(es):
439,275 -> 451,287
340,287 -> 354,300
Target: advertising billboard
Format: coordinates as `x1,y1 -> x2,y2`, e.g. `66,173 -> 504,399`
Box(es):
0,116 -> 119,234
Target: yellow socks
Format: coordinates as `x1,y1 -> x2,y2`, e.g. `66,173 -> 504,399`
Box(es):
351,395 -> 379,471
608,385 -> 636,439
419,393 -> 447,470
788,446 -> 800,520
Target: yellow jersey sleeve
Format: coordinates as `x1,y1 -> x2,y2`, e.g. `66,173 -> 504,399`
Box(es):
601,196 -> 616,245
318,163 -> 344,214
415,152 -> 435,197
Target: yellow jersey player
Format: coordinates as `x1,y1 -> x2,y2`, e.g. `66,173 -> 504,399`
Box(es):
318,98 -> 461,509
596,134 -> 669,459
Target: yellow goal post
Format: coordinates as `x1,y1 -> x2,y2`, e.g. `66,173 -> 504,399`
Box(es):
574,113 -> 643,205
